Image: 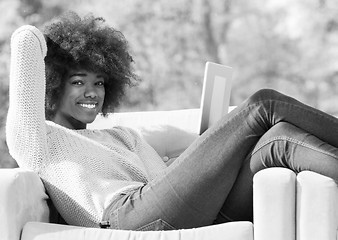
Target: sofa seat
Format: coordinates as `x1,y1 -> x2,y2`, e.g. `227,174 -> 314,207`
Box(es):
21,221 -> 253,240
1,167 -> 299,240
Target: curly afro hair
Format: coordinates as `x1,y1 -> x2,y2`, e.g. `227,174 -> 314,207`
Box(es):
42,11 -> 139,119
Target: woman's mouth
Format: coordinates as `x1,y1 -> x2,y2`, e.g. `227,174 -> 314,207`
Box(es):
78,103 -> 97,109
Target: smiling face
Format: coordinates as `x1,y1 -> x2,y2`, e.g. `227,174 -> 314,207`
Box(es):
52,69 -> 106,129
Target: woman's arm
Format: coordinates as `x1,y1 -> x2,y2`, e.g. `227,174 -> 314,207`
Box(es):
6,25 -> 48,171
140,125 -> 198,165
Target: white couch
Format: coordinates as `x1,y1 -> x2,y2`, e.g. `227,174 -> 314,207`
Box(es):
1,108 -> 337,240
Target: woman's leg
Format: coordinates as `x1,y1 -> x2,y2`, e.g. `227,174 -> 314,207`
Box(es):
104,89 -> 338,230
216,121 -> 338,222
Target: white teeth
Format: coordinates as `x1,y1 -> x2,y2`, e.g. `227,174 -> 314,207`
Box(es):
79,103 -> 96,109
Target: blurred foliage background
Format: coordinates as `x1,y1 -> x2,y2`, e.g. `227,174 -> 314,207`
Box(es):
1,0 -> 338,167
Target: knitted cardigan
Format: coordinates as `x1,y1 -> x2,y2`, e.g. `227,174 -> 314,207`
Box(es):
6,25 -> 167,227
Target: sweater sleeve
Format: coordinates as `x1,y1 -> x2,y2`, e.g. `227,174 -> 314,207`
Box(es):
6,25 -> 48,171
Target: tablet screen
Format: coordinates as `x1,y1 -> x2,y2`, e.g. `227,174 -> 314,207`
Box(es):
199,62 -> 233,134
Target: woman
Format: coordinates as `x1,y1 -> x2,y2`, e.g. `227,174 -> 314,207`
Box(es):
6,12 -> 338,230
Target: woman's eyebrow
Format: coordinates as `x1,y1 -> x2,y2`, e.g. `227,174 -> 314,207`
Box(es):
69,72 -> 87,78
96,73 -> 106,78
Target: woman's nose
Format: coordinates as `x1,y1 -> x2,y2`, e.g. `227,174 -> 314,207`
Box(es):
84,85 -> 97,98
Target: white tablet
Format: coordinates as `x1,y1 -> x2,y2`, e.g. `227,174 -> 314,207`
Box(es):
199,62 -> 233,134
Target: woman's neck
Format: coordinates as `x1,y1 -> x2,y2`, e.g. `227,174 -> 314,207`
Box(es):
52,113 -> 87,130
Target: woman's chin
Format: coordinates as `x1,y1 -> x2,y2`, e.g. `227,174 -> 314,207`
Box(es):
82,116 -> 97,124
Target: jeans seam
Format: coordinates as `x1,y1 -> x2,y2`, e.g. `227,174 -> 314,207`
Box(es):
251,136 -> 338,160
136,219 -> 176,231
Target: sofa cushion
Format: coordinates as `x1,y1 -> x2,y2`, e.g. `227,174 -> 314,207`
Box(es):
89,109 -> 201,132
88,108 -> 236,160
22,221 -> 253,240
89,109 -> 201,160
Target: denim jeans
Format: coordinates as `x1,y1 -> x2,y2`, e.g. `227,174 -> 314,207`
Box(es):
102,89 -> 338,230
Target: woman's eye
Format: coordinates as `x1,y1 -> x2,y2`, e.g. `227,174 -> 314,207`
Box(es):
71,80 -> 83,85
96,81 -> 105,87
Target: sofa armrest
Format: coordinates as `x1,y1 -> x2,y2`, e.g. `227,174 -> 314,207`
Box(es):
0,168 -> 50,240
296,171 -> 338,240
253,167 -> 296,240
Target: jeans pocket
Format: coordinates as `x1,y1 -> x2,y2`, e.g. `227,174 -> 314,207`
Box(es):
136,219 -> 176,231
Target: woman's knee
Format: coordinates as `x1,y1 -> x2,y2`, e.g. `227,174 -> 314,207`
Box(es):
247,88 -> 283,105
261,122 -> 298,138
250,122 -> 304,171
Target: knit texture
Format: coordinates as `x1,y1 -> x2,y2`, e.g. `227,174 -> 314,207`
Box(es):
6,25 -> 167,227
